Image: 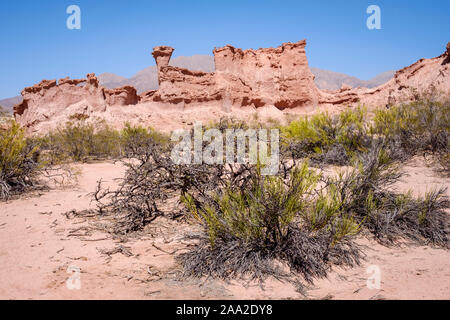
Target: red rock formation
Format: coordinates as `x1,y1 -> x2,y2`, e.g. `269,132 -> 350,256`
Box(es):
105,86 -> 140,106
144,46 -> 221,105
147,40 -> 321,109
213,40 -> 320,109
354,42 -> 450,107
13,40 -> 449,134
318,42 -> 450,108
152,46 -> 175,85
14,73 -> 139,129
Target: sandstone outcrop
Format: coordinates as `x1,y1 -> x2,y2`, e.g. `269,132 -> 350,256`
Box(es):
143,40 -> 321,109
105,86 -> 140,106
213,40 -> 320,109
13,40 -> 449,134
152,46 -> 175,85
14,73 -> 140,129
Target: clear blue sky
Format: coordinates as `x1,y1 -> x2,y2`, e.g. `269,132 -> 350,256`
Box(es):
0,0 -> 449,98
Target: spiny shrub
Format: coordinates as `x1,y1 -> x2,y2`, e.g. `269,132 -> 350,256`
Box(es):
0,121 -> 42,199
120,123 -> 170,156
324,142 -> 449,246
92,135 -> 226,233
372,99 -> 450,171
41,121 -> 122,162
179,161 -> 362,287
41,121 -> 169,163
282,107 -> 370,165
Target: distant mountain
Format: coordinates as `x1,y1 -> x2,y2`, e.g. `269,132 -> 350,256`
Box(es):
0,56 -> 394,113
99,55 -> 394,93
310,67 -> 395,90
0,96 -> 22,114
363,70 -> 396,88
97,72 -> 128,89
99,55 -> 215,93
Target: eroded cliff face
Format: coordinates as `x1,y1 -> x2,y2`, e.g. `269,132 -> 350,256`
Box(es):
13,40 -> 450,133
213,40 -> 320,109
143,40 -> 321,109
14,73 -> 140,129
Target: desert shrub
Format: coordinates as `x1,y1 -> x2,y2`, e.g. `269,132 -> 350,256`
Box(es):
183,163 -> 320,246
91,124 -> 447,288
120,123 -> 170,156
41,121 -> 122,162
372,99 -> 450,171
92,134 -> 228,233
282,107 -> 370,165
179,161 -> 362,287
88,103 -> 448,287
40,121 -> 169,163
0,121 -> 43,199
324,141 -> 449,246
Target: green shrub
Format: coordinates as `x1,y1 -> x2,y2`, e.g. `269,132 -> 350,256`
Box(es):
120,123 -> 170,155
372,99 -> 450,170
325,142 -> 449,245
41,121 -> 169,163
179,161 -> 362,286
184,162 -> 320,247
281,107 -> 369,165
0,121 -> 42,198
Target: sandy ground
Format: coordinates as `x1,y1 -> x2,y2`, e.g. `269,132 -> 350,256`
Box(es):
0,159 -> 449,300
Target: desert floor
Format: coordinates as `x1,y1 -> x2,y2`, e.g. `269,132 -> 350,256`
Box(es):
0,158 -> 449,300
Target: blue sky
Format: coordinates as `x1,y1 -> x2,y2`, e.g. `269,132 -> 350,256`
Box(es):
0,0 -> 449,98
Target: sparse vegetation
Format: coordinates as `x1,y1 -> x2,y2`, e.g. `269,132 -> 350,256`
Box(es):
179,161 -> 361,288
3,98 -> 448,289
322,142 -> 448,246
88,99 -> 448,288
372,99 -> 449,173
281,99 -> 449,174
282,107 -> 370,165
39,121 -> 169,163
178,141 -> 448,287
0,121 -> 43,199
40,121 -> 121,162
0,120 -> 168,199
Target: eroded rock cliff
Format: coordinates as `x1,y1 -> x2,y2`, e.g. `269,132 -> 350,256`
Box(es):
14,73 -> 140,129
13,40 -> 450,133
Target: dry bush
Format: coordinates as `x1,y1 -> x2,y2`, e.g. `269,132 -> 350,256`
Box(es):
324,141 -> 449,246
372,98 -> 450,173
40,121 -> 170,163
178,161 -> 362,288
0,121 -> 43,199
92,136 -> 227,233
281,107 -> 371,166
